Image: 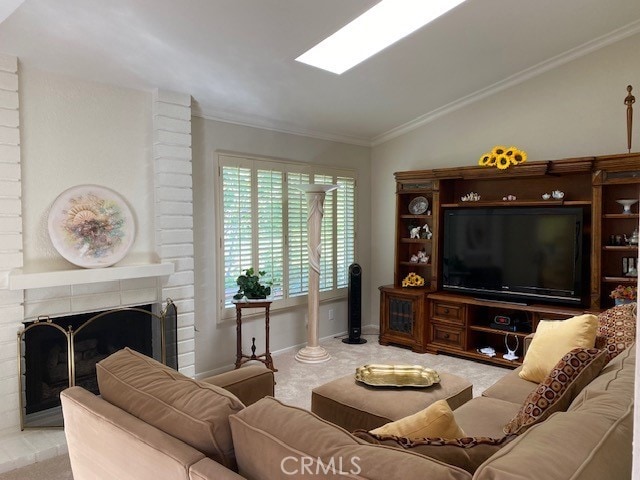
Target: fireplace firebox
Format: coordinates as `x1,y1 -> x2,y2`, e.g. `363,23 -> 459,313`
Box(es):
18,300 -> 177,429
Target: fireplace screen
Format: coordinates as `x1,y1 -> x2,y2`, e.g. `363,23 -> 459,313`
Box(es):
18,299 -> 178,429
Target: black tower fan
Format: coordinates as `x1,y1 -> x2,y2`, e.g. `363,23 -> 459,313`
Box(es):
343,263 -> 366,344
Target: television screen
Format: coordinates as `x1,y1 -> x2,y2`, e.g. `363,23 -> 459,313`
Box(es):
442,207 -> 584,305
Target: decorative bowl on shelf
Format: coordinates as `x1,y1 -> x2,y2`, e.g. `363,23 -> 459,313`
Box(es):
408,196 -> 429,214
616,199 -> 638,214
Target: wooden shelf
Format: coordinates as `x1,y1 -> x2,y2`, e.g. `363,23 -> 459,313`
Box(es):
602,245 -> 638,251
400,214 -> 432,220
602,276 -> 638,283
463,349 -> 523,367
603,213 -> 639,219
399,261 -> 431,267
468,325 -> 531,339
441,200 -> 591,208
400,238 -> 432,244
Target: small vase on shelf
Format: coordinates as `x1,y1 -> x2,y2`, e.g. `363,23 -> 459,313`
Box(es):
614,298 -> 633,306
616,199 -> 638,214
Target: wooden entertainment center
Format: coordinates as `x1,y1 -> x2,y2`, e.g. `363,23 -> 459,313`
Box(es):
379,153 -> 640,367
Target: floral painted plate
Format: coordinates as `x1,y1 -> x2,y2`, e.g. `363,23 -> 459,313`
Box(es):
47,185 -> 136,268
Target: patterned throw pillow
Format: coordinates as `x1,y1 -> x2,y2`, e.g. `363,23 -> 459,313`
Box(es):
354,429 -> 515,474
504,347 -> 607,435
597,303 -> 636,362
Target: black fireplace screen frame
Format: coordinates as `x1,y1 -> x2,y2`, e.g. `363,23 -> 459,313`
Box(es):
17,299 -> 177,430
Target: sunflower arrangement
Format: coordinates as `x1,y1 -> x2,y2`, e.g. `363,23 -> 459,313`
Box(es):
479,146 -> 527,170
610,285 -> 637,301
402,272 -> 425,287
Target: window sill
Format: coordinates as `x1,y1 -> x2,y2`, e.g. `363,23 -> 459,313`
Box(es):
219,289 -> 347,323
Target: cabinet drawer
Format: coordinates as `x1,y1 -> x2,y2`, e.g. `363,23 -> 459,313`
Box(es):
430,323 -> 465,350
432,301 -> 465,325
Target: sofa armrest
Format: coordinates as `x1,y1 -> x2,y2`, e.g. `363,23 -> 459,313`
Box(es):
201,365 -> 274,406
189,458 -> 246,480
61,386 -> 215,480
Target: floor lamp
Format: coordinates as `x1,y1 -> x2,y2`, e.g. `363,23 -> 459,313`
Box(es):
293,184 -> 338,364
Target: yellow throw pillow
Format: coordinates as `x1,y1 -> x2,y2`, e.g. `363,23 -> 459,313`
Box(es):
519,314 -> 598,383
370,399 -> 465,439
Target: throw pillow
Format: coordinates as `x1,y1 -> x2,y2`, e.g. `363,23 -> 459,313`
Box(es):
354,430 -> 514,474
597,302 -> 636,362
505,347 -> 607,435
519,313 -> 598,383
370,399 -> 465,439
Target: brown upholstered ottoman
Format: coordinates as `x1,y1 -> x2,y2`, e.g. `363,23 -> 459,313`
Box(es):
311,371 -> 473,432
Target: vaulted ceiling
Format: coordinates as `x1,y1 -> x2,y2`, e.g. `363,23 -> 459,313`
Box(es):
2,0 -> 640,145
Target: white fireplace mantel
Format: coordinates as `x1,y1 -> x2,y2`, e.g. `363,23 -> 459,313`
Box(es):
8,262 -> 175,290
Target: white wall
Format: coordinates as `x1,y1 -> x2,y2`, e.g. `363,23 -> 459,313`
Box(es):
370,31 -> 640,321
20,67 -> 154,270
191,117 -> 372,375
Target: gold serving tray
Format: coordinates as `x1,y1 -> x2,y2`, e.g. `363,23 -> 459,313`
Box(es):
355,364 -> 440,388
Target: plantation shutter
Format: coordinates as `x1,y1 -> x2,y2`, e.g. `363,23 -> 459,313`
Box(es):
221,165 -> 253,306
287,172 -> 310,297
257,169 -> 284,300
336,176 -> 356,288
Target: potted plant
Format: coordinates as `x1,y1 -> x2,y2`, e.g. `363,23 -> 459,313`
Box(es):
233,268 -> 272,300
610,285 -> 637,306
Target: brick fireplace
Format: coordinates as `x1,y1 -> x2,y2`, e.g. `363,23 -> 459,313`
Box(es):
0,53 -> 195,472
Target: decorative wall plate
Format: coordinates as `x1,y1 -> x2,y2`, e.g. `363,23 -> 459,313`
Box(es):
355,364 -> 440,387
47,185 -> 136,268
408,196 -> 429,214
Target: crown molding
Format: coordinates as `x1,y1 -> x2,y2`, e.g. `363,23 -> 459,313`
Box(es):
372,18 -> 640,147
191,104 -> 372,147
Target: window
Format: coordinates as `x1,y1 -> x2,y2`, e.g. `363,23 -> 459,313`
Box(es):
218,154 -> 357,316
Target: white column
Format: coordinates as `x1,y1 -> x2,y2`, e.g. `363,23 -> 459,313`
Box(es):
0,54 -> 23,433
293,184 -> 338,364
152,89 -> 196,377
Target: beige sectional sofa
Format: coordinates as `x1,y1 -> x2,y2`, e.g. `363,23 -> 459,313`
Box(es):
61,309 -> 634,480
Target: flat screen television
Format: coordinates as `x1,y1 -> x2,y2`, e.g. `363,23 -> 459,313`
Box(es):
441,207 -> 585,305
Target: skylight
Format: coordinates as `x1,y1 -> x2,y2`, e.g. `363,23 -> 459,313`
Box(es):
296,0 -> 467,75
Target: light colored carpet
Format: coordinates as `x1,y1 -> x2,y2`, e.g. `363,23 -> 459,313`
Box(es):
0,328 -> 509,479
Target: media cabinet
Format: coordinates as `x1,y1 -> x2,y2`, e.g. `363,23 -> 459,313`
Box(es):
379,152 -> 640,367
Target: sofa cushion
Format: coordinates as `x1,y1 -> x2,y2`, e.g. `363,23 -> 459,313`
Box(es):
370,399 -> 465,439
481,367 -> 537,405
353,430 -> 514,475
519,314 -> 598,383
452,397 -> 522,438
596,302 -> 636,362
569,341 -> 635,411
504,347 -> 607,435
96,348 -> 244,469
230,396 -> 472,480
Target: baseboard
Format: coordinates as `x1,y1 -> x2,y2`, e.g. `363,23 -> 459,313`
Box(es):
195,329 -> 349,380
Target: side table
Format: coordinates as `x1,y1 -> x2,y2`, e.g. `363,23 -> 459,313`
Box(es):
233,300 -> 277,372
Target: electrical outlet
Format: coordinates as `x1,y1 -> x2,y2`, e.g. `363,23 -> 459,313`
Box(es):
328,309 -> 334,320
